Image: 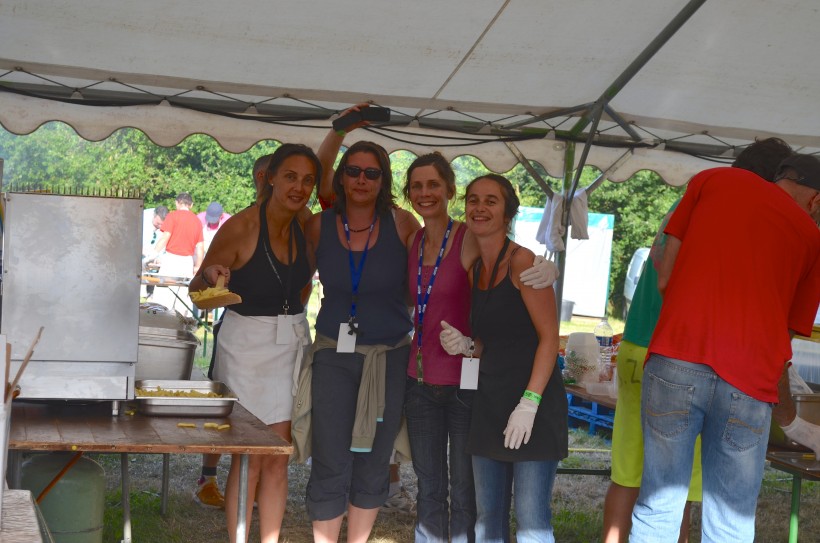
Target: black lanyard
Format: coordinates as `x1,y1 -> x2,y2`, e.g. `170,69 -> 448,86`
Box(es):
470,236 -> 511,334
260,201 -> 295,315
415,218 -> 454,383
342,213 -> 377,335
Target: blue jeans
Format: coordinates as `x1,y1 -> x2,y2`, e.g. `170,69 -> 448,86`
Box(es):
472,455 -> 558,543
631,355 -> 772,543
404,379 -> 476,543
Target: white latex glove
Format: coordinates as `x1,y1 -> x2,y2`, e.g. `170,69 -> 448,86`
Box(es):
142,254 -> 158,270
519,255 -> 559,289
503,397 -> 538,449
781,416 -> 820,460
788,365 -> 813,395
439,320 -> 473,356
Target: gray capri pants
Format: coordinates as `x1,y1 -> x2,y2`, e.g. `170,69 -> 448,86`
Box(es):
306,344 -> 409,520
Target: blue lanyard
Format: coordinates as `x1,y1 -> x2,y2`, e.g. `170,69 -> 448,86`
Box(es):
342,213 -> 377,335
416,218 -> 453,383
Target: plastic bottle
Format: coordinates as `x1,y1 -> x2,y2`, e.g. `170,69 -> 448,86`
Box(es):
594,317 -> 614,381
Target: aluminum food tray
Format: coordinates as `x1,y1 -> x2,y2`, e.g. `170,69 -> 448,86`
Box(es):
135,380 -> 238,417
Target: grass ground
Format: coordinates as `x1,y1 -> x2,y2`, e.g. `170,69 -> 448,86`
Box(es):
93,427 -> 820,543
118,297 -> 814,542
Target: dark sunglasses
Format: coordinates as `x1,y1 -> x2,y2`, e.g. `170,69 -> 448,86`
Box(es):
343,165 -> 382,180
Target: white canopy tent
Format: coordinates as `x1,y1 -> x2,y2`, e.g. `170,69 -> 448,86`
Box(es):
2,0 -> 819,187
2,0 -> 820,309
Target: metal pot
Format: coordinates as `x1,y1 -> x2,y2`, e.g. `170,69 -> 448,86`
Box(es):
136,326 -> 199,381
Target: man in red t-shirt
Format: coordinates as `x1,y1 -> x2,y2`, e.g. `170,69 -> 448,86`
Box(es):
149,192 -> 204,316
630,156 -> 820,543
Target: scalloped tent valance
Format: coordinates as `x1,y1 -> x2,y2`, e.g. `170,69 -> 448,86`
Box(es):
1,0 -> 819,187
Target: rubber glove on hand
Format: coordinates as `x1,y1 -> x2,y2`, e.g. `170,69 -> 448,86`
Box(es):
782,416 -> 820,459
440,320 -> 473,356
503,397 -> 539,449
519,255 -> 559,289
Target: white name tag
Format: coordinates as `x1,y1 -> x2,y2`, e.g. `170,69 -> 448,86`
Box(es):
276,315 -> 294,345
460,357 -> 479,390
336,322 -> 357,353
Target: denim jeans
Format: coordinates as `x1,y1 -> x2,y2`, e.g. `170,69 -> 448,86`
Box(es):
405,378 -> 476,543
472,455 -> 558,543
630,355 -> 772,543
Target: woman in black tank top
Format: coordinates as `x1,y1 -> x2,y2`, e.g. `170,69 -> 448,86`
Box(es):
459,174 -> 567,542
189,143 -> 322,543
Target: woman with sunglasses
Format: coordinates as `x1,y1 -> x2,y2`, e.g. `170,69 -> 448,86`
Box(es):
307,106 -> 559,542
298,139 -> 421,543
189,144 -> 321,543
439,174 -> 567,543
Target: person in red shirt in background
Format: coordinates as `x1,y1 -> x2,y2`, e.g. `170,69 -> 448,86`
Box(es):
147,192 -> 204,317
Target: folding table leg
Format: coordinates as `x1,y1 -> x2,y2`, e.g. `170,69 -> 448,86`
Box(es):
121,453 -> 132,543
789,475 -> 801,543
236,454 -> 249,542
161,454 -> 170,516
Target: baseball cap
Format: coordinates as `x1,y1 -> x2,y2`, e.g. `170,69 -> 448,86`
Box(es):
205,202 -> 223,224
775,154 -> 820,191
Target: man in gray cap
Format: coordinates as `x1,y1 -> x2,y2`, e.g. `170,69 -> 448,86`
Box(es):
198,201 -> 231,252
630,154 -> 820,542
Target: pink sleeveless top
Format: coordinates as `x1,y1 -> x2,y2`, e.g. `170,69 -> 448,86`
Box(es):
406,224 -> 471,385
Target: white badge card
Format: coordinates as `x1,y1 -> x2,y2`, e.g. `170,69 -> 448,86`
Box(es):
460,357 -> 479,390
337,322 -> 357,353
276,315 -> 294,345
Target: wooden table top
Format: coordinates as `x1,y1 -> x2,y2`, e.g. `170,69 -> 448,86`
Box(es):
766,445 -> 820,482
9,400 -> 292,456
565,384 -> 617,410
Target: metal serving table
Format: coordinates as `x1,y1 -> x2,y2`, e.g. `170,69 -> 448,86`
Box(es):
7,400 -> 291,543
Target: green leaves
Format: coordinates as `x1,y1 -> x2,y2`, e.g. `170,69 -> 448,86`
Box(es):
0,123 -> 273,214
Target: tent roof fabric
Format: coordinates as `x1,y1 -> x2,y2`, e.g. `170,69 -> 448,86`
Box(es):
1,0 -> 819,186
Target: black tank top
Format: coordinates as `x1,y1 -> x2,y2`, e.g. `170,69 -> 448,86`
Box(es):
228,202 -> 311,316
467,245 -> 568,462
315,209 -> 411,345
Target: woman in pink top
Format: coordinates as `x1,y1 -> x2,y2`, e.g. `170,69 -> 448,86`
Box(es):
403,153 -> 558,543
403,153 -> 479,543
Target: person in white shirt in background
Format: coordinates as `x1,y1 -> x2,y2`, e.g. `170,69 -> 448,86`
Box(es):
198,201 -> 232,252
141,205 -> 168,301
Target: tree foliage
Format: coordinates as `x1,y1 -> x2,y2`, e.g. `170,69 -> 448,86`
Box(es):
1,123 -> 683,315
0,122 -> 280,213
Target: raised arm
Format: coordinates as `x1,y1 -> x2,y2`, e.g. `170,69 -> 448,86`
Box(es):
317,103 -> 372,205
